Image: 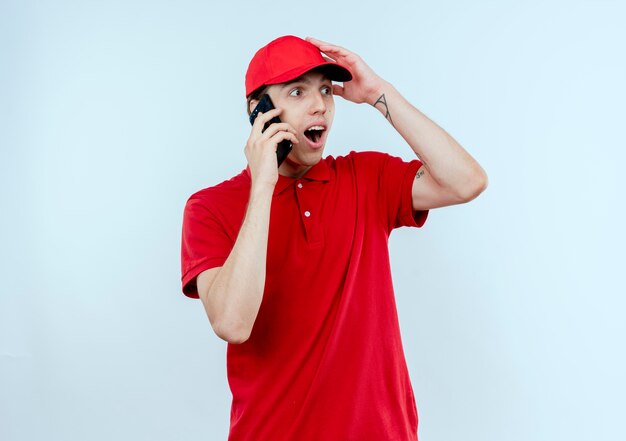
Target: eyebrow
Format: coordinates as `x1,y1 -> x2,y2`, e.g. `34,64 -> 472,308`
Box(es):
280,76 -> 312,88
279,75 -> 331,89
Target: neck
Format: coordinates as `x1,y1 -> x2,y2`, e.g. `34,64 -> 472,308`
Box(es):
278,157 -> 313,179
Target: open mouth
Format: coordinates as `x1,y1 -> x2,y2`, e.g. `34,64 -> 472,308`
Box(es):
304,126 -> 325,144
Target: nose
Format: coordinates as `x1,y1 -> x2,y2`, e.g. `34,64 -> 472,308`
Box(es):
308,91 -> 327,115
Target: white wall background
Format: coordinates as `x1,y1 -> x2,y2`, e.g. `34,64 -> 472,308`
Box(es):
2,0 -> 625,440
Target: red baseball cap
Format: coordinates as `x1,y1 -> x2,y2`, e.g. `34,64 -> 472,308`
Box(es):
245,35 -> 353,97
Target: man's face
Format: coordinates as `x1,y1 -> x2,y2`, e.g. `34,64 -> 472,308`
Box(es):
252,71 -> 335,177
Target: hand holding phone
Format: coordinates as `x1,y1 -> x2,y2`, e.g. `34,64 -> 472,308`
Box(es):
249,95 -> 293,166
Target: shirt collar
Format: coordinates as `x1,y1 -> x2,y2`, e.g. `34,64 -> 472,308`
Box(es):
245,158 -> 331,196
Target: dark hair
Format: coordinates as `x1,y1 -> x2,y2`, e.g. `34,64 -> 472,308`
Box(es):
246,85 -> 269,116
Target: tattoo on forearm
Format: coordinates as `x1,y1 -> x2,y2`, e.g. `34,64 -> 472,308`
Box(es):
415,169 -> 425,180
373,93 -> 394,127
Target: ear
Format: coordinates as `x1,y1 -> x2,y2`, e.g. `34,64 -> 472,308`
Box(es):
248,99 -> 259,115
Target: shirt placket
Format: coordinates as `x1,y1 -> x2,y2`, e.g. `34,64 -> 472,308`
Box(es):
294,179 -> 324,246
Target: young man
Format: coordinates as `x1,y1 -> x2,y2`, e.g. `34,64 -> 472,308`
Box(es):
181,35 -> 487,440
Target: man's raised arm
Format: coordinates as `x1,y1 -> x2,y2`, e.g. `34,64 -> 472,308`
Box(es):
307,37 -> 488,210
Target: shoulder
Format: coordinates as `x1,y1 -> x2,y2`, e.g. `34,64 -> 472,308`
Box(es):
184,169 -> 251,217
325,150 -> 391,168
328,151 -> 408,176
186,169 -> 250,204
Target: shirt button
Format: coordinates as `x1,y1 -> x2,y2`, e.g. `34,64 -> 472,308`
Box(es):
304,211 -> 311,217
297,183 -> 303,189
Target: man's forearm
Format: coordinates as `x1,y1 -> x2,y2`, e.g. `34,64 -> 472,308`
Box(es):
371,82 -> 487,198
206,184 -> 273,343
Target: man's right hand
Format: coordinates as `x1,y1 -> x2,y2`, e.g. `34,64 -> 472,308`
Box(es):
245,108 -> 298,189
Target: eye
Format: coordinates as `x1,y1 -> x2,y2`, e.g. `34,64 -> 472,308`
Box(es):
289,88 -> 302,97
321,85 -> 332,95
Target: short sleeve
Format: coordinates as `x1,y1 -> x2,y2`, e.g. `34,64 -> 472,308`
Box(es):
180,195 -> 233,298
354,151 -> 428,232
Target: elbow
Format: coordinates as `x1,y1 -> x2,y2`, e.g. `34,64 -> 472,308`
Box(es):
457,169 -> 488,203
200,285 -> 254,344
212,319 -> 252,344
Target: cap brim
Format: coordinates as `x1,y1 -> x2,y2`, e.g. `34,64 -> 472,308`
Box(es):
265,62 -> 353,87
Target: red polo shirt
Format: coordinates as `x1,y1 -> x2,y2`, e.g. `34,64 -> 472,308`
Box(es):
181,151 -> 428,441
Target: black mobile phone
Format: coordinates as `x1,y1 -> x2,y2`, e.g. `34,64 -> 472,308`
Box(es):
249,94 -> 292,166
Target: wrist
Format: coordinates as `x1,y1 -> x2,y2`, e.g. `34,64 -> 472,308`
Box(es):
367,79 -> 393,105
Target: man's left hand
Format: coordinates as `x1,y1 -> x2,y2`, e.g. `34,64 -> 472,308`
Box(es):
306,37 -> 387,105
